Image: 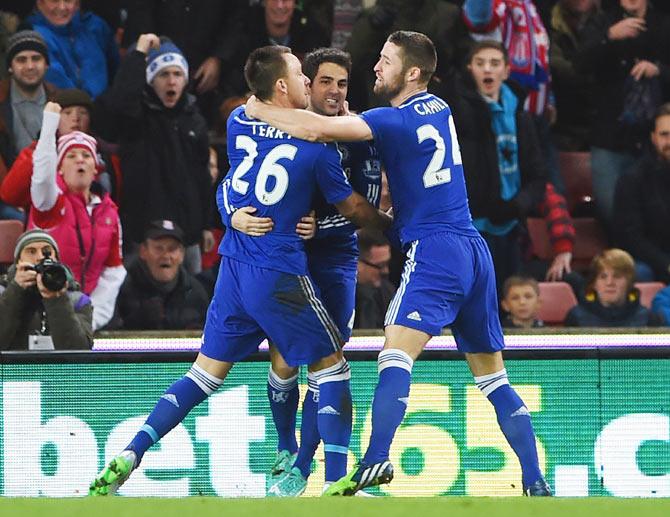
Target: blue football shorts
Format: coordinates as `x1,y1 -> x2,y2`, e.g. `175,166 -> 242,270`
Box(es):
201,257 -> 343,366
384,231 -> 505,353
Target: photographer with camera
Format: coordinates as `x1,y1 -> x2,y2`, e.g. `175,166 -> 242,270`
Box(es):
0,229 -> 93,350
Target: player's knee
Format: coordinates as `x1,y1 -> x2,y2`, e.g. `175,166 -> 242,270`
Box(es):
308,350 -> 343,372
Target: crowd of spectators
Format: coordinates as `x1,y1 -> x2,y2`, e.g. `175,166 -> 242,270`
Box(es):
1,0 -> 670,346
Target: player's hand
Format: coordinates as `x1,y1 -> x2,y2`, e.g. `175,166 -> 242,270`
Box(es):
545,252 -> 572,281
245,95 -> 261,119
607,17 -> 645,40
338,100 -> 352,116
13,261 -> 37,289
44,102 -> 61,114
37,274 -> 66,299
231,206 -> 274,236
296,210 -> 317,240
630,60 -> 659,81
136,33 -> 161,54
194,56 -> 221,94
201,229 -> 216,252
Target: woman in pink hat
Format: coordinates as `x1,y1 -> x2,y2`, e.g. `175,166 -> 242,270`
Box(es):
29,101 -> 126,330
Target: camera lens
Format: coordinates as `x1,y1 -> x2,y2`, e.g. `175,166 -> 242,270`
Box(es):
41,263 -> 68,292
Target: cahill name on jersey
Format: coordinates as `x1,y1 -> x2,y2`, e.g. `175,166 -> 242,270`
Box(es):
218,106 -> 352,275
360,92 -> 476,246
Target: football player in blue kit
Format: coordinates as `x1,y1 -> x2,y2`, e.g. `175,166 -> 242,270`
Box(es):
89,45 -> 390,496
227,47 -> 382,496
246,31 -> 552,497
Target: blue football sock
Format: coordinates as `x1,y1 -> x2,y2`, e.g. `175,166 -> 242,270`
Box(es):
363,349 -> 413,465
292,372 -> 321,479
313,359 -> 352,482
475,369 -> 543,487
267,368 -> 299,454
126,364 -> 223,464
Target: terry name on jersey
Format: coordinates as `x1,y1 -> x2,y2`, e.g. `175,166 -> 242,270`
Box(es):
249,124 -> 292,140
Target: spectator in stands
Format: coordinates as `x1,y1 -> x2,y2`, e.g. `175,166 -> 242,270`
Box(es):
353,229 -> 395,329
111,220 -> 209,330
1,88 -> 97,211
613,103 -> 670,284
548,0 -> 600,151
500,275 -> 544,328
345,0 -> 469,111
0,30 -> 53,167
651,285 -> 670,326
0,229 -> 92,350
564,248 -> 662,326
445,40 -> 547,291
25,0 -> 119,99
94,34 -> 212,275
577,0 -> 670,228
1,11 -> 21,81
221,0 -> 330,97
463,0 -> 562,192
29,102 -> 125,330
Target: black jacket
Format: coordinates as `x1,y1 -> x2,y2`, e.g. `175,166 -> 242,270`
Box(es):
565,290 -> 662,327
0,265 -> 93,350
94,50 -> 211,246
577,5 -> 670,153
613,154 -> 670,282
443,76 -> 547,225
112,258 -> 209,330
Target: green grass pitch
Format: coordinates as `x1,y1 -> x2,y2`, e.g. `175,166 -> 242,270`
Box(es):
1,497 -> 670,517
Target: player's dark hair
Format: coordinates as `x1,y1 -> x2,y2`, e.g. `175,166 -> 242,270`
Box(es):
303,47 -> 352,82
654,102 -> 670,126
244,46 -> 291,101
467,39 -> 509,65
357,229 -> 390,256
501,275 -> 539,299
387,30 -> 436,85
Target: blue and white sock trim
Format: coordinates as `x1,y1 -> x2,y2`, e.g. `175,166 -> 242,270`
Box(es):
377,348 -> 413,374
313,359 -> 351,385
185,363 -> 223,396
268,368 -> 299,392
474,368 -> 509,397
307,371 -> 320,393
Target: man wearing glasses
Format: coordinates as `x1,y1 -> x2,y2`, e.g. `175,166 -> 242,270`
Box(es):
354,229 -> 395,329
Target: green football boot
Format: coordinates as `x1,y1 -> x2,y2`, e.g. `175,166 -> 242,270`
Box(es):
322,460 -> 393,496
88,450 -> 136,496
270,449 -> 297,478
267,466 -> 308,497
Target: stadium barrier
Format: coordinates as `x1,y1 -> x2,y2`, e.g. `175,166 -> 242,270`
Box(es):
1,331 -> 669,498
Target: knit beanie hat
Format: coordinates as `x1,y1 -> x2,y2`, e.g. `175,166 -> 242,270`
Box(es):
56,131 -> 98,169
52,88 -> 93,113
146,40 -> 189,84
7,30 -> 49,66
14,229 -> 60,263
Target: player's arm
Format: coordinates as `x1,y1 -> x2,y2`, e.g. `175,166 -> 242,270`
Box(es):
245,96 -> 372,142
335,191 -> 392,232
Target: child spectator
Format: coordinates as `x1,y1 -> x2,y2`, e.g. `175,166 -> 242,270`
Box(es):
565,248 -> 662,327
29,101 -> 125,330
500,275 -> 544,328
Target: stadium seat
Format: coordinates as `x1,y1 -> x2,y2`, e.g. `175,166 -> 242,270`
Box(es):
572,217 -> 608,271
526,217 -> 552,260
635,282 -> 666,309
0,219 -> 24,266
537,281 -> 578,325
558,151 -> 593,214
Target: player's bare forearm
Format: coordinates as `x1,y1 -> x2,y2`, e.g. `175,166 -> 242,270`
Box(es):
335,192 -> 392,231
245,96 -> 372,142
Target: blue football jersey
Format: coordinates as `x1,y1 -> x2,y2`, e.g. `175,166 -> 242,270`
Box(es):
312,140 -> 382,240
218,106 -> 353,275
359,92 -> 476,246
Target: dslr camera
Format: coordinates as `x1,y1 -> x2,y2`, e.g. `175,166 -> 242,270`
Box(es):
29,248 -> 68,292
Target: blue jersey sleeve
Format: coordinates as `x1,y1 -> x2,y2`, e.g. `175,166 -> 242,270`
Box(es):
315,143 -> 352,205
216,178 -> 234,228
359,108 -> 399,145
